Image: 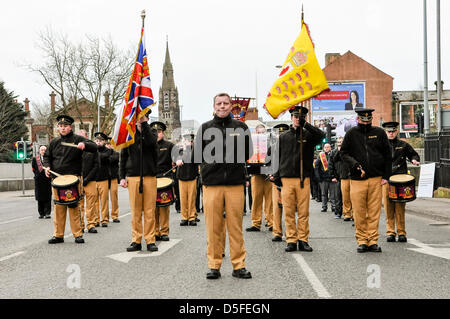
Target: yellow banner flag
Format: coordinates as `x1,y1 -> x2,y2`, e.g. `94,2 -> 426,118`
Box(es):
264,21 -> 329,119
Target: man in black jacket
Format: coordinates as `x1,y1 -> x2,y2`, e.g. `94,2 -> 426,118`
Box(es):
80,133 -> 99,234
120,109 -> 159,252
381,122 -> 420,243
194,93 -> 253,280
340,108 -> 392,253
272,106 -> 325,252
43,115 -> 97,244
176,133 -> 199,226
151,121 -> 175,241
106,138 -> 120,223
94,132 -> 112,227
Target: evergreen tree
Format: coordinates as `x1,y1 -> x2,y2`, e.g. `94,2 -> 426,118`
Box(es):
0,82 -> 28,162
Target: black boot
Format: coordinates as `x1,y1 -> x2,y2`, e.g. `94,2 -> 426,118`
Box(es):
126,242 -> 142,252
298,241 -> 313,252
285,243 -> 297,252
232,268 -> 252,279
206,269 -> 221,279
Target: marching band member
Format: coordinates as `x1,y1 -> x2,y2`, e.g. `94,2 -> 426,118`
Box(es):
106,138 -> 121,223
272,106 -> 325,252
94,132 -> 112,227
246,124 -> 273,232
270,123 -> 289,242
43,115 -> 97,244
151,121 -> 175,241
340,108 -> 392,253
120,109 -> 159,252
381,121 -> 420,243
176,133 -> 199,226
194,93 -> 253,279
80,132 -> 99,234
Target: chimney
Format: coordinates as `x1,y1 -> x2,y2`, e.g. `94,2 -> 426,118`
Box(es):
104,91 -> 110,109
325,53 -> 341,66
50,91 -> 56,113
24,98 -> 30,114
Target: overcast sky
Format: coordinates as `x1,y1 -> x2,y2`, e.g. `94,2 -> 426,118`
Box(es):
0,0 -> 448,124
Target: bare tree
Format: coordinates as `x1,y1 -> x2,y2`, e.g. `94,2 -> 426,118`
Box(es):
26,27 -> 134,134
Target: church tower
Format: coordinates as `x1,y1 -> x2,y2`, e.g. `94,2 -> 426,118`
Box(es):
159,39 -> 181,140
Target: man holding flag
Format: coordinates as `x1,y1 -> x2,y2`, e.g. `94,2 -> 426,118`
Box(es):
112,11 -> 159,252
266,12 -> 328,252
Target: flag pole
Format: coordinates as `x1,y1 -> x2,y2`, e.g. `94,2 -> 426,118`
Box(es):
139,9 -> 146,194
300,4 -> 304,188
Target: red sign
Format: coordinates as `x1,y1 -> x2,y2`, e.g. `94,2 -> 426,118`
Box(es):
314,91 -> 349,100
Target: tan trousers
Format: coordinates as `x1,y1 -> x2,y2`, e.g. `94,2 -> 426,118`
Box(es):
272,183 -> 283,237
179,179 -> 197,221
382,184 -> 406,236
96,180 -> 110,225
155,206 -> 170,236
128,176 -> 157,244
280,178 -> 310,243
250,175 -> 273,228
83,181 -> 98,230
79,179 -> 85,230
203,185 -> 246,270
110,181 -> 119,220
350,177 -> 382,246
341,179 -> 353,219
52,186 -> 82,238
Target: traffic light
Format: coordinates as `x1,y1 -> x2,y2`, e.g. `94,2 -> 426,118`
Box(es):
326,124 -> 337,147
15,141 -> 25,160
25,141 -> 33,159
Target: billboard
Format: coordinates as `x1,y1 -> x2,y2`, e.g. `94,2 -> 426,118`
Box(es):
312,82 -> 365,112
312,113 -> 359,138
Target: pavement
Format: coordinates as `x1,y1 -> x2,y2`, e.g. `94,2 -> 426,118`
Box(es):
0,188 -> 449,300
404,197 -> 450,223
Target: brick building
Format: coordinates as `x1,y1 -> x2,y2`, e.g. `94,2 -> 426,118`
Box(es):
322,51 -> 394,126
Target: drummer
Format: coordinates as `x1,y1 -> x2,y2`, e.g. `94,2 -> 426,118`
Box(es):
382,121 -> 420,243
151,121 -> 175,241
43,115 -> 97,244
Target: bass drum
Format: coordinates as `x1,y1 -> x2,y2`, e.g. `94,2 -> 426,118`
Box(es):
51,175 -> 81,208
388,174 -> 416,203
156,177 -> 175,207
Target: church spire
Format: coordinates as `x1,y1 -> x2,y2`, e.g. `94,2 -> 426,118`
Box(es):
162,36 -> 174,89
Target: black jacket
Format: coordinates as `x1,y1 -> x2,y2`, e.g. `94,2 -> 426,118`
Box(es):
82,145 -> 99,186
314,151 -> 333,182
193,115 -> 253,186
389,138 -> 420,175
119,122 -> 158,179
175,145 -> 199,181
32,155 -> 52,201
329,148 -> 351,180
340,123 -> 392,180
109,149 -> 120,183
273,123 -> 325,181
96,146 -> 112,182
43,131 -> 97,176
156,139 -> 175,177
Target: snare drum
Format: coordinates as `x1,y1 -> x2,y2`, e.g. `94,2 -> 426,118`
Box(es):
51,175 -> 81,207
156,177 -> 174,207
388,174 -> 416,203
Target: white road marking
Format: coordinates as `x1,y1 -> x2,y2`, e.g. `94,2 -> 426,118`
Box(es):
407,238 -> 450,260
0,216 -> 33,225
107,239 -> 182,263
0,251 -> 26,262
292,254 -> 332,298
119,212 -> 131,218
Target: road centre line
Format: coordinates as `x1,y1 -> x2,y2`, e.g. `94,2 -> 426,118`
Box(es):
292,254 -> 331,298
0,216 -> 33,225
0,251 -> 26,262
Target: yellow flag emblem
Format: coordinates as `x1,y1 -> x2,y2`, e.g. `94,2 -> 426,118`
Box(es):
264,21 -> 329,119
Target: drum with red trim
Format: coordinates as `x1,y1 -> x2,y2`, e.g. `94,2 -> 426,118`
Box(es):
156,177 -> 174,207
51,175 -> 81,208
388,174 -> 416,203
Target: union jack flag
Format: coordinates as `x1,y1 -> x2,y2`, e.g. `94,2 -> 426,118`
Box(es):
111,27 -> 154,150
